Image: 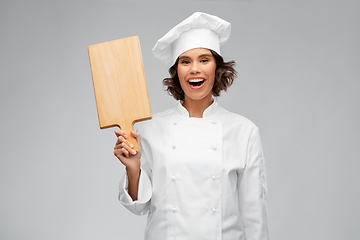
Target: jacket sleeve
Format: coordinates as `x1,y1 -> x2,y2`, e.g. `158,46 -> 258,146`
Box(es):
118,141 -> 152,215
237,127 -> 269,240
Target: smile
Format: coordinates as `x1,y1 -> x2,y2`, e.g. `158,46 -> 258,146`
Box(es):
187,78 -> 206,90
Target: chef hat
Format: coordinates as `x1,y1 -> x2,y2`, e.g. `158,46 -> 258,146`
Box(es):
152,12 -> 231,65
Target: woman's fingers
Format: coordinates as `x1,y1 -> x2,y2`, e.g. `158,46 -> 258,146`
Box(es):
121,141 -> 137,155
115,140 -> 136,155
114,129 -> 127,139
114,142 -> 133,157
114,130 -> 141,171
131,131 -> 141,145
114,147 -> 129,158
120,147 -> 130,158
130,131 -> 141,153
116,135 -> 129,146
115,132 -> 132,148
114,130 -> 138,157
114,129 -> 141,161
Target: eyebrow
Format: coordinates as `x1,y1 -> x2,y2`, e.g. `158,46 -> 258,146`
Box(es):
179,54 -> 213,60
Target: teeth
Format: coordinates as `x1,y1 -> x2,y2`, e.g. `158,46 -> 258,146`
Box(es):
188,79 -> 204,82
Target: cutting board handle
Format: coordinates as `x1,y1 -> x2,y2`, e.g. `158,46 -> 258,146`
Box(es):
121,122 -> 139,153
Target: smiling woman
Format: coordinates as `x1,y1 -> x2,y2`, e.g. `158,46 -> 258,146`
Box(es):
178,48 -> 217,102
114,12 -> 269,240
163,48 -> 236,101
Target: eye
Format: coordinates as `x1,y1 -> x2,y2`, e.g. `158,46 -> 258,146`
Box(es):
181,60 -> 190,64
200,59 -> 209,63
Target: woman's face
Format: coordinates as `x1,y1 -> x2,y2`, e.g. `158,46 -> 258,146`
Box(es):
177,48 -> 216,102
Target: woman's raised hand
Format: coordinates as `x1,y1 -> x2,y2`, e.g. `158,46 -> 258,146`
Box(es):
114,129 -> 141,172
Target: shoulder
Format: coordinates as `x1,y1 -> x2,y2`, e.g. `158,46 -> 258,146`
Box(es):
136,107 -> 176,133
216,105 -> 258,130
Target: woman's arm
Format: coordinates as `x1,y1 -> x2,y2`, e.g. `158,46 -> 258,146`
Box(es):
238,127 -> 269,240
126,167 -> 141,201
114,129 -> 141,201
115,128 -> 152,215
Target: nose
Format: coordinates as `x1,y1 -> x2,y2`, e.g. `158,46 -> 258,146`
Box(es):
190,62 -> 200,74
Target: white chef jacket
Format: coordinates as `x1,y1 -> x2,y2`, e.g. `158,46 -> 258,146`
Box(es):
119,100 -> 269,240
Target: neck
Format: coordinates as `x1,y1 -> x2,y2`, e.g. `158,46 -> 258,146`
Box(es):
182,95 -> 213,118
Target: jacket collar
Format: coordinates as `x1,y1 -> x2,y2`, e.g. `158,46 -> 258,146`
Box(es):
176,98 -> 218,118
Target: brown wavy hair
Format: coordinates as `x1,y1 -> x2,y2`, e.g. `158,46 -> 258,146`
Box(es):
163,50 -> 237,101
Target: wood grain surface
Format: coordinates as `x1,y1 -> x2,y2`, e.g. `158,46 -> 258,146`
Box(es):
88,36 -> 152,152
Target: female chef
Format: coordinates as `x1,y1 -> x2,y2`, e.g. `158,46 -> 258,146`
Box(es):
114,12 -> 269,240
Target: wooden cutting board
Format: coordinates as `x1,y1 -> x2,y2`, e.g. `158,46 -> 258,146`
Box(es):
88,36 -> 152,152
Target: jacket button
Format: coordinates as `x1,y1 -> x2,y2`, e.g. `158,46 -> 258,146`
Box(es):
212,121 -> 217,124
171,207 -> 176,212
173,121 -> 177,125
211,208 -> 217,213
211,175 -> 217,181
172,145 -> 176,149
211,145 -> 217,150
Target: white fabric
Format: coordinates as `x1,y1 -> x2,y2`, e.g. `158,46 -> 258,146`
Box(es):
119,100 -> 269,240
152,12 -> 231,65
172,28 -> 220,64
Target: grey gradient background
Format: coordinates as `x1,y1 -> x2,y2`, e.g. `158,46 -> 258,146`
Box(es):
1,0 -> 359,239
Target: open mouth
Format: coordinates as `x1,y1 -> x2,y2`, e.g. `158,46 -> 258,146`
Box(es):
188,78 -> 205,89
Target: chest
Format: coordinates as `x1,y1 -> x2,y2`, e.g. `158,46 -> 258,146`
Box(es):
146,116 -> 248,174
165,118 -> 223,180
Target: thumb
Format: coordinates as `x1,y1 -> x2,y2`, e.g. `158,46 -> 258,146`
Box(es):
131,131 -> 141,151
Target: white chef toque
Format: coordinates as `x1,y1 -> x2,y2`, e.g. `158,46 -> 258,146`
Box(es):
152,12 -> 231,65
